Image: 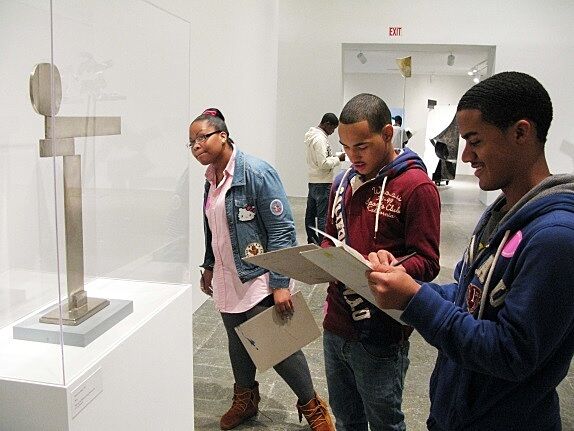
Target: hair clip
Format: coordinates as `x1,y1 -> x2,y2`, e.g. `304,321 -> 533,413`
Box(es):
201,108 -> 226,123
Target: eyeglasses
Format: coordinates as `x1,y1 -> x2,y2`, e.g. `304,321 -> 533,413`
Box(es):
188,130 -> 221,148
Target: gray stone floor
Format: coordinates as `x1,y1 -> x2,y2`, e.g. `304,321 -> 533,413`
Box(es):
193,175 -> 574,430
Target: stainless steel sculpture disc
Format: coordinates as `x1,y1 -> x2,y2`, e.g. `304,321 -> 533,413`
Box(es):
30,63 -> 62,116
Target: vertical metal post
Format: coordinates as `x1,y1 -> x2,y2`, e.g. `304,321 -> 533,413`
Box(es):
63,155 -> 87,309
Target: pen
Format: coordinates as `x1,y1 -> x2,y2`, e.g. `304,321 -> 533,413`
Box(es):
391,251 -> 417,267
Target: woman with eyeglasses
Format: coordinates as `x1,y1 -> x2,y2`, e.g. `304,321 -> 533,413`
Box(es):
190,108 -> 334,431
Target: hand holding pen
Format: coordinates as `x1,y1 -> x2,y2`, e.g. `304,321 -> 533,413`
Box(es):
392,251 -> 418,267
365,250 -> 420,310
367,250 -> 417,269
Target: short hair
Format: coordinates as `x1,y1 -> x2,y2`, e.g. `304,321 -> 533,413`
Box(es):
339,93 -> 392,133
321,113 -> 339,127
393,115 -> 402,126
192,107 -> 230,139
457,71 -> 553,143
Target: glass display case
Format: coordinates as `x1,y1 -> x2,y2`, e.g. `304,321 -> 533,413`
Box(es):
1,0 -> 191,398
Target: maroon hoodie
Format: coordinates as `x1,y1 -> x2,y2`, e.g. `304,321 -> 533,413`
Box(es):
322,148 -> 440,345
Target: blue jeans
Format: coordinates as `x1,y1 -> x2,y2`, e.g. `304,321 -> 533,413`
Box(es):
323,330 -> 410,431
305,183 -> 331,244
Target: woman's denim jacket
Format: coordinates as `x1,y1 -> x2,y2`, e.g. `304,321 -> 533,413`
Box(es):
201,149 -> 296,288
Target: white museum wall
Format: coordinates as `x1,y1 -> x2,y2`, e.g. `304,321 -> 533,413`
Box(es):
144,0 -> 190,20
188,0 -> 278,160
0,0 -> 191,338
188,0 -> 279,311
276,0 -> 574,197
343,73 -> 474,176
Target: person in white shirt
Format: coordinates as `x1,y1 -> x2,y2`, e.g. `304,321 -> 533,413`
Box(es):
305,113 -> 345,244
391,115 -> 407,149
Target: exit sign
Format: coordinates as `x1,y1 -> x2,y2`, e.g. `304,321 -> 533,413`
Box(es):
389,27 -> 402,36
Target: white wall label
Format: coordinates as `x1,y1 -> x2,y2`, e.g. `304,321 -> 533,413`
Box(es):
389,27 -> 402,36
71,367 -> 103,418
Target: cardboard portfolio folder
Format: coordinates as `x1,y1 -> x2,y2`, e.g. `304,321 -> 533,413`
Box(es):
243,244 -> 335,285
234,291 -> 321,372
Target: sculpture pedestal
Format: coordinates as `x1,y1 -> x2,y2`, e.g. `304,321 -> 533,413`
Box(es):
0,279 -> 193,431
13,298 -> 133,347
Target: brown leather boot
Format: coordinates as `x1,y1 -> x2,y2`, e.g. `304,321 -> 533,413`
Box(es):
296,392 -> 335,431
220,382 -> 260,430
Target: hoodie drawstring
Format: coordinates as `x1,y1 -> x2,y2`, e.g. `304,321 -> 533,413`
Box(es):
478,230 -> 510,319
332,168 -> 352,242
331,168 -> 352,220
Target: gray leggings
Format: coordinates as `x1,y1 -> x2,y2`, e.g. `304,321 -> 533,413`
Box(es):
220,294 -> 315,404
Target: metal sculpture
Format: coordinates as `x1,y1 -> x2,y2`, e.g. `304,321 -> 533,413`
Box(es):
430,114 -> 459,186
30,63 -> 121,325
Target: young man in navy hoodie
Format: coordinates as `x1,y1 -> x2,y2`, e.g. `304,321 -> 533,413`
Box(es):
367,71 -> 574,430
322,93 -> 441,430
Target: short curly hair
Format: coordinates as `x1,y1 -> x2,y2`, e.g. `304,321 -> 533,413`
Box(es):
340,93 -> 392,133
457,71 -> 553,143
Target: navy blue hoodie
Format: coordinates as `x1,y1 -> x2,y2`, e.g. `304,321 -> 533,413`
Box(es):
402,174 -> 574,430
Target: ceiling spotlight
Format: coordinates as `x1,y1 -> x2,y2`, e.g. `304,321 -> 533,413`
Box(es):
447,54 -> 455,66
357,52 -> 367,64
467,60 -> 486,75
467,59 -> 488,82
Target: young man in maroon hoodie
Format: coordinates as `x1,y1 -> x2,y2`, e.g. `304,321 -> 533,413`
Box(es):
322,93 -> 441,430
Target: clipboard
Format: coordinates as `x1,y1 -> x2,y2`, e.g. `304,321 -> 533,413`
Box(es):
301,247 -> 403,322
243,244 -> 335,285
234,291 -> 321,372
242,228 -> 405,323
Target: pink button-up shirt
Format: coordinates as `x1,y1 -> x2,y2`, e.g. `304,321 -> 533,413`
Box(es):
204,147 -> 272,313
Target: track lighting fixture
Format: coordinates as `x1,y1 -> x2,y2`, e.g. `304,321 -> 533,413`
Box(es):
468,59 -> 487,83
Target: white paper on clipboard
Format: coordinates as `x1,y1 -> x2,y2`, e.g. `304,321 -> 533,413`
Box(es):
301,227 -> 404,322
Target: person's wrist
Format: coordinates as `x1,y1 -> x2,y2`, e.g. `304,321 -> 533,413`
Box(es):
400,279 -> 421,309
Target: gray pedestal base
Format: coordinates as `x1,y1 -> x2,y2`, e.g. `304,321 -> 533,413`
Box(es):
13,299 -> 133,347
